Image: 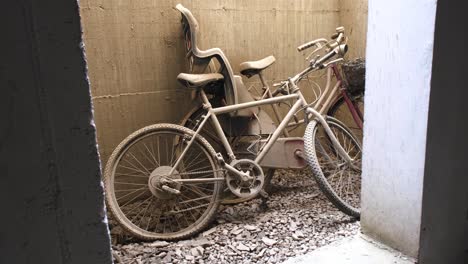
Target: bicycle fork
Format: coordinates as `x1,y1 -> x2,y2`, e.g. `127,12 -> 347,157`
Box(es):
293,83 -> 356,168
306,106 -> 357,168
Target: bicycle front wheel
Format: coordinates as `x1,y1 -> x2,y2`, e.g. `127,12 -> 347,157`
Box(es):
327,95 -> 364,144
104,124 -> 222,241
304,117 -> 362,217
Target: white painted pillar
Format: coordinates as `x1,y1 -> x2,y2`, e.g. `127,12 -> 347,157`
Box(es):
361,0 -> 437,258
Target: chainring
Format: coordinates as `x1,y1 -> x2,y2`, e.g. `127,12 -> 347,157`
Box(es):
226,159 -> 265,199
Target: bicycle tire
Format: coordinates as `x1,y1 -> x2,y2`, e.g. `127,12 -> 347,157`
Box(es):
304,117 -> 361,218
104,123 -> 222,241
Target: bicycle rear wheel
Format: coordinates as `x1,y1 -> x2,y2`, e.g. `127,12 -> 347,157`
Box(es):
327,95 -> 364,143
104,124 -> 222,240
304,117 -> 362,217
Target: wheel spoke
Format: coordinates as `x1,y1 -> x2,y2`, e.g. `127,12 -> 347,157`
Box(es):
156,136 -> 161,165
128,152 -> 150,174
146,141 -> 160,167
179,195 -> 212,205
184,150 -> 204,169
170,139 -> 182,167
119,189 -> 148,207
115,172 -> 148,178
115,188 -> 147,192
115,182 -> 146,186
165,137 -> 170,165
129,196 -> 153,223
118,163 -> 148,176
148,199 -> 163,231
116,186 -> 146,202
140,143 -> 158,168
170,203 -> 210,214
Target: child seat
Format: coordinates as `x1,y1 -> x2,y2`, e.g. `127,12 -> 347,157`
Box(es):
176,4 -> 276,135
176,4 -> 258,116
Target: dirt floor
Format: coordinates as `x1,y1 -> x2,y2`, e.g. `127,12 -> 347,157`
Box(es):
111,169 -> 360,264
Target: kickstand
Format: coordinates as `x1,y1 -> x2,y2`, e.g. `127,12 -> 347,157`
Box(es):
259,190 -> 269,211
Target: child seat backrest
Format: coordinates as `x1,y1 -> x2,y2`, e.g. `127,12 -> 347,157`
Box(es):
175,4 -> 238,108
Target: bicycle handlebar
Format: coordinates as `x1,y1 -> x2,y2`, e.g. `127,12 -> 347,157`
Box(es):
313,44 -> 348,68
297,27 -> 346,52
297,38 -> 327,52
296,26 -> 348,68
335,33 -> 344,45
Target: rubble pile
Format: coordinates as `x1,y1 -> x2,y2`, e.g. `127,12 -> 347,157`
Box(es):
112,169 -> 360,264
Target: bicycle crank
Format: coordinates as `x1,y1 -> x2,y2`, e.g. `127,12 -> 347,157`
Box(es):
226,159 -> 265,199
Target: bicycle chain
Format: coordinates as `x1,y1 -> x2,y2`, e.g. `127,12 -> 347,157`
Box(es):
160,169 -> 226,179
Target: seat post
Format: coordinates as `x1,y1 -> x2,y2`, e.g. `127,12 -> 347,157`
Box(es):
199,90 -> 212,110
258,71 -> 268,89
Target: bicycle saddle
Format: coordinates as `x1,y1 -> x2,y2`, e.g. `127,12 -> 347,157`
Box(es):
240,55 -> 276,77
177,73 -> 224,87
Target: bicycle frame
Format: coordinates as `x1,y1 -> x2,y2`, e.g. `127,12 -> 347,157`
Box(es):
169,64 -> 356,182
260,65 -> 363,132
331,65 -> 364,129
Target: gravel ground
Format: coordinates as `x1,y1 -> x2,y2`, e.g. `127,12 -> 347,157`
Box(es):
111,169 -> 360,264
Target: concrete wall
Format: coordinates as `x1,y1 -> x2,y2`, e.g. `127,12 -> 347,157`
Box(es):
80,0 -> 367,164
418,1 -> 468,263
361,0 -> 436,258
0,0 -> 112,263
339,0 -> 368,59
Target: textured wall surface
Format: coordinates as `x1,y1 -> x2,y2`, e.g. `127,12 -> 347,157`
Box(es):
0,0 -> 112,263
418,1 -> 468,263
361,0 -> 436,258
80,0 -> 369,164
339,0 -> 368,58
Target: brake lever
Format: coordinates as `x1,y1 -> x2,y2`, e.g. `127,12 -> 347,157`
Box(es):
322,58 -> 344,68
272,81 -> 287,87
305,43 -> 324,61
272,81 -> 290,95
307,54 -> 320,66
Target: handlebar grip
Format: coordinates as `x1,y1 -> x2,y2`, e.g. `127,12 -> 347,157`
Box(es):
297,38 -> 328,52
336,33 -> 344,44
331,33 -> 339,40
297,40 -> 316,52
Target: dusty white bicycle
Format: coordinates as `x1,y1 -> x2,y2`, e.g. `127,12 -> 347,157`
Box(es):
103,4 -> 362,241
